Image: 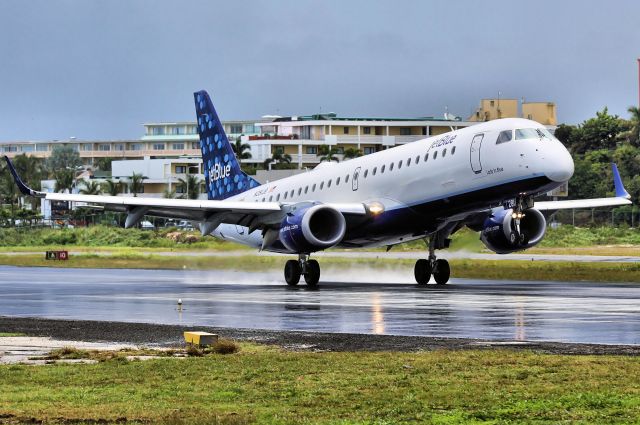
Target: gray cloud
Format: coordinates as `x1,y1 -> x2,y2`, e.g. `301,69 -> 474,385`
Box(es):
1,0 -> 639,140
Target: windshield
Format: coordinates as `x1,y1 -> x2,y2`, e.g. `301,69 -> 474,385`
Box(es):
515,128 -> 555,140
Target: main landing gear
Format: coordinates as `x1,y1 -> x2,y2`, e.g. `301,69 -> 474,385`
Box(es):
284,254 -> 320,287
414,237 -> 450,285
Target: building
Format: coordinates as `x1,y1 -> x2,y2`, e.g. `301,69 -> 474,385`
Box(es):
468,98 -> 557,125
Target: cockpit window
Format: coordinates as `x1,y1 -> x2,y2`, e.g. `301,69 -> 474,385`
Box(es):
537,128 -> 554,140
496,130 -> 513,144
515,128 -> 541,140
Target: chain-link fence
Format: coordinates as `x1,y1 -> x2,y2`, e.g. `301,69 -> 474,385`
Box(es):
550,208 -> 640,227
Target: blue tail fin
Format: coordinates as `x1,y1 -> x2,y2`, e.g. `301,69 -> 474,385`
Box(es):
194,90 -> 260,200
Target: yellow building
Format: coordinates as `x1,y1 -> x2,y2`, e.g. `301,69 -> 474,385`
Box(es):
522,102 -> 557,125
468,99 -> 519,121
468,98 -> 557,125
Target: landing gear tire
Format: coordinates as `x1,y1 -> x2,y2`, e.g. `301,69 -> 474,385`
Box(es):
414,259 -> 431,285
304,259 -> 320,287
433,259 -> 450,285
284,260 -> 301,286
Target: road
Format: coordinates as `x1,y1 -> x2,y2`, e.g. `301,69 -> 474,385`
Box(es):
0,265 -> 638,345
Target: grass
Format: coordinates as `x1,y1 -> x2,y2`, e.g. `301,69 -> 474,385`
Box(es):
1,347 -> 640,424
0,252 -> 638,283
0,332 -> 26,337
1,225 -> 638,253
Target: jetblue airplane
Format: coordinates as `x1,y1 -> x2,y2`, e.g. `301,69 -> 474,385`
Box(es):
5,90 -> 632,286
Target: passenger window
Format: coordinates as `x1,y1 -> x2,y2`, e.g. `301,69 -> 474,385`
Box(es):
433,151 -> 438,160
327,180 -> 332,188
305,186 -> 309,194
336,177 -> 341,185
364,169 -> 369,178
298,188 -> 302,195
381,164 -> 385,173
496,130 -> 513,144
312,184 -> 316,191
345,174 -> 350,183
276,194 -> 280,201
415,155 -> 420,164
290,190 -> 294,197
373,167 -> 377,176
451,146 -> 456,155
284,192 -> 288,199
320,182 -> 324,190
398,161 -> 402,169
442,148 -> 447,157
407,158 -> 411,167
424,153 -> 429,162
262,198 -> 265,202
390,162 -> 394,171
269,195 -> 273,201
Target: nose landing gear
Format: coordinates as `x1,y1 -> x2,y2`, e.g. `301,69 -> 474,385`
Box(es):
284,254 -> 320,287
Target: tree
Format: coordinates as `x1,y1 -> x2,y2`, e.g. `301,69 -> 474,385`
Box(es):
318,144 -> 340,162
177,174 -> 202,200
46,145 -> 83,194
263,151 -> 293,170
612,144 -> 640,180
342,147 -> 363,160
46,145 -> 82,175
103,179 -> 121,196
232,138 -> 252,164
78,180 -> 102,195
625,106 -> 640,147
93,157 -> 114,172
11,154 -> 45,210
54,169 -> 75,193
163,187 -> 177,199
571,107 -> 625,154
129,173 -> 146,197
0,161 -> 19,224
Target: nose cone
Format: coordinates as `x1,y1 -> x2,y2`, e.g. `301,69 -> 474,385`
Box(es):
545,144 -> 574,182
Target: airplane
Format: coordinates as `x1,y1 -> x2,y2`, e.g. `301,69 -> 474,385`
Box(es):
4,90 -> 632,287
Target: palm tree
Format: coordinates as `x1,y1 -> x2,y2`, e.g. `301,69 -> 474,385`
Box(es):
163,187 -> 177,199
178,174 -> 202,200
232,138 -> 252,164
343,147 -> 363,160
318,144 -> 340,162
54,169 -> 75,193
129,173 -> 146,197
103,179 -> 121,196
263,151 -> 292,170
627,106 -> 640,147
79,180 -> 102,195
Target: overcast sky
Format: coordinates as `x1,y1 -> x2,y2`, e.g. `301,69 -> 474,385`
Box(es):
1,0 -> 639,141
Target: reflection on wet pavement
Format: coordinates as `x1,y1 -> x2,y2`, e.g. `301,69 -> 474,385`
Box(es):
0,266 -> 638,345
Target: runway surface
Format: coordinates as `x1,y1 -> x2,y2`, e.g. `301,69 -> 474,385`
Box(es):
0,265 -> 638,345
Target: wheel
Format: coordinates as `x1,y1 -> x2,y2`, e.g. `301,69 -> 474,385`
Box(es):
414,259 -> 431,285
304,259 -> 320,287
284,259 -> 301,286
433,259 -> 450,285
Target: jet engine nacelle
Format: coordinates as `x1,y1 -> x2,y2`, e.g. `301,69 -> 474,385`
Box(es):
480,208 -> 546,254
279,205 -> 346,253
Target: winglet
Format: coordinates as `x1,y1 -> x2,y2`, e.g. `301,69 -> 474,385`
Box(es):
3,155 -> 44,197
612,163 -> 631,199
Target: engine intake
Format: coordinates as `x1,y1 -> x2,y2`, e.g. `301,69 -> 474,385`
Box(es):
279,205 -> 346,253
480,208 -> 546,254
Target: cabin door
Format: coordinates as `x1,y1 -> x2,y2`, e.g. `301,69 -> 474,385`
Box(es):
352,167 -> 361,191
470,133 -> 484,174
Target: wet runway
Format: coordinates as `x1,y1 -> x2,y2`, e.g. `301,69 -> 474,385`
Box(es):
0,266 -> 638,345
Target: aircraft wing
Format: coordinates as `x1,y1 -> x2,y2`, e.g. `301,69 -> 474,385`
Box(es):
535,163 -> 632,211
3,156 -> 367,231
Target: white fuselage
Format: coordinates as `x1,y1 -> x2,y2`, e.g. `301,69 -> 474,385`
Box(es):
213,118 -> 574,250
